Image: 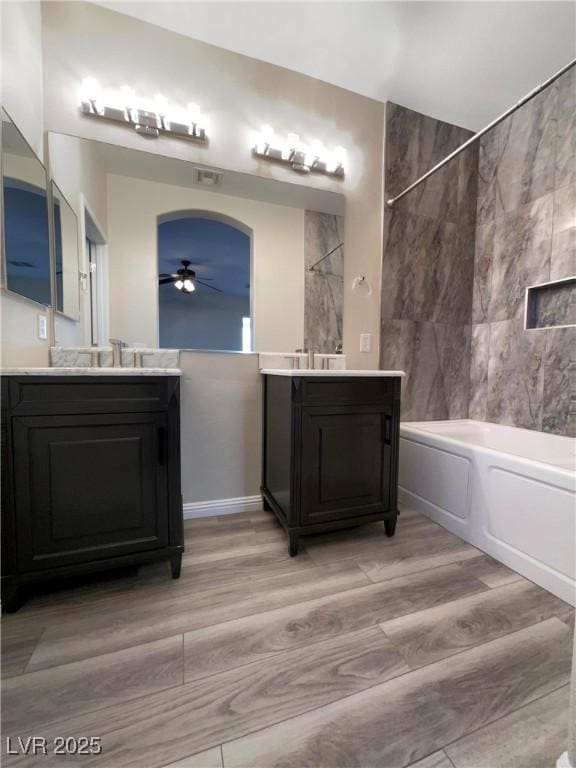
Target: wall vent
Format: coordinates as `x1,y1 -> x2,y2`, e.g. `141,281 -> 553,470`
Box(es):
195,168 -> 223,186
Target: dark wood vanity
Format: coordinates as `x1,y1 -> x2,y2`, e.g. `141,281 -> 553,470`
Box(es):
261,372 -> 402,555
1,373 -> 184,611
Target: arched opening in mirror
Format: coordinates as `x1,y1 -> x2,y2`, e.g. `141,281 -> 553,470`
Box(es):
157,211 -> 252,352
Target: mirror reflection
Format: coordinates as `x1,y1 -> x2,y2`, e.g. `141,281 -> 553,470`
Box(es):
51,181 -> 80,319
1,109 -> 51,306
47,132 -> 345,353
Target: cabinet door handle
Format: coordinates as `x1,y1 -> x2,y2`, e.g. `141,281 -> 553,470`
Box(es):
384,415 -> 392,445
158,427 -> 166,465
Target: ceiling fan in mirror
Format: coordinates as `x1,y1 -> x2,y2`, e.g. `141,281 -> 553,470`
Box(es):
158,260 -> 222,293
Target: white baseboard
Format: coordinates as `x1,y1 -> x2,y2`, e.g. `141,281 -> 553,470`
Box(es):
183,495 -> 263,519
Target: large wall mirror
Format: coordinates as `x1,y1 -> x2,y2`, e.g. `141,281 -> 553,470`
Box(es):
47,132 -> 345,353
51,181 -> 80,320
1,109 -> 52,307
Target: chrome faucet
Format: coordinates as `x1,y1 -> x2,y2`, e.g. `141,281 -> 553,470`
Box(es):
298,349 -> 316,369
109,338 -> 125,367
295,348 -> 317,369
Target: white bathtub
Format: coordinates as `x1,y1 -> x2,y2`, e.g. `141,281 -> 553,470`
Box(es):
399,419 -> 576,605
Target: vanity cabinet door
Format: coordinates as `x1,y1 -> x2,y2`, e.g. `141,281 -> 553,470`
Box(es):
12,412 -> 169,571
300,405 -> 393,525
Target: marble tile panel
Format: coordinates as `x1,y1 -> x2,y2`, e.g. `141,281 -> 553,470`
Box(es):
551,181 -> 576,280
385,102 -> 420,199
381,320 -> 470,421
456,142 -> 480,231
385,104 -> 475,227
493,83 -> 557,219
486,319 -> 545,430
476,126 -> 502,227
416,115 -> 465,223
383,210 -> 473,326
490,194 -> 552,321
542,326 -> 576,437
468,323 -> 490,421
472,220 -> 494,323
556,65 -> 576,190
304,212 -> 344,354
381,208 -> 426,320
50,347 -> 180,369
425,222 -> 475,325
434,322 -> 471,418
477,81 -> 557,225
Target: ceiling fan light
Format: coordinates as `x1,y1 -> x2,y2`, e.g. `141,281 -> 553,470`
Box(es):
183,279 -> 195,292
174,279 -> 184,290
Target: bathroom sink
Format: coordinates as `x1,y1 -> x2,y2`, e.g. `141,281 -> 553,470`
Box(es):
260,368 -> 405,377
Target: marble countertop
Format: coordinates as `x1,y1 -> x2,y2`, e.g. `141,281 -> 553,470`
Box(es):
260,369 -> 405,377
1,368 -> 182,376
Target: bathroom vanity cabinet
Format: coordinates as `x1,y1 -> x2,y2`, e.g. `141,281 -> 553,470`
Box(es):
261,371 -> 402,555
1,373 -> 183,611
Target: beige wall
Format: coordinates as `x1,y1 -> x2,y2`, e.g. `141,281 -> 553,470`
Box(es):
179,351 -> 261,503
106,174 -> 305,350
41,1 -> 385,368
1,0 -> 50,366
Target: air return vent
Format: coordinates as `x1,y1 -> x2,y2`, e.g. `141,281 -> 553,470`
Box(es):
195,168 -> 223,186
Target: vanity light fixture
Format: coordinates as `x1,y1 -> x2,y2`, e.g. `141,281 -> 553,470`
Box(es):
79,78 -> 208,143
253,125 -> 346,178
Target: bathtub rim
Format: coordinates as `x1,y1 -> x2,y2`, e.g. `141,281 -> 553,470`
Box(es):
400,418 -> 575,479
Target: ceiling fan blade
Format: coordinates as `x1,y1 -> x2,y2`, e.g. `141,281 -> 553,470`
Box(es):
159,277 -> 176,285
195,279 -> 223,293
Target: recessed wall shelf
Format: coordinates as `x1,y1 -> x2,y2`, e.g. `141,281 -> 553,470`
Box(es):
525,276 -> 575,330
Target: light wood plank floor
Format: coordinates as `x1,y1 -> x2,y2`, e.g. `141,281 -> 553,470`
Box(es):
1,506 -> 572,768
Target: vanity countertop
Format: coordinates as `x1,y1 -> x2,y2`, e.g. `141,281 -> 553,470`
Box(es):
1,367 -> 182,376
261,369 -> 405,377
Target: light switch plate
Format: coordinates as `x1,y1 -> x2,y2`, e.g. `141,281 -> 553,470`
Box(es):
359,333 -> 372,352
38,313 -> 48,340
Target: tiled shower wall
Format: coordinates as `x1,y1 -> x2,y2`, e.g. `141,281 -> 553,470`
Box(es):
380,103 -> 478,420
470,65 -> 575,436
304,212 -> 344,354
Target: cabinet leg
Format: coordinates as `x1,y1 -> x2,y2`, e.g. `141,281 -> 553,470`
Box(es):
170,553 -> 182,579
2,578 -> 23,613
384,514 -> 397,538
288,531 -> 299,557
262,496 -> 272,512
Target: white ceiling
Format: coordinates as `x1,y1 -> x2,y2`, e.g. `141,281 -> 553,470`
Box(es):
93,1 -> 575,130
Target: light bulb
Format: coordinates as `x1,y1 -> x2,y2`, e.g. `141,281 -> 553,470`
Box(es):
281,133 -> 298,161
187,102 -> 201,124
183,279 -> 195,292
303,143 -> 316,169
334,146 -> 346,169
153,94 -> 168,116
255,124 -> 274,155
174,279 -> 184,290
261,124 -> 274,142
310,140 -> 324,162
119,86 -> 136,107
326,146 -> 347,174
79,77 -> 101,105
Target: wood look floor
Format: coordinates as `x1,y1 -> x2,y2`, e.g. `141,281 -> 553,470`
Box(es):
1,506 -> 573,768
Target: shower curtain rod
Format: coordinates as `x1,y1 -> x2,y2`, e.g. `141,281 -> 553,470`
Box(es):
386,58 -> 576,208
